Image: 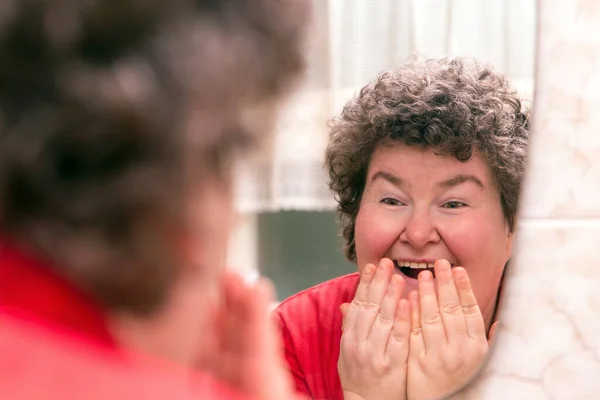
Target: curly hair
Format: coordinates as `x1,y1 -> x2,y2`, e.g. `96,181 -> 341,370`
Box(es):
0,0 -> 310,313
326,57 -> 530,262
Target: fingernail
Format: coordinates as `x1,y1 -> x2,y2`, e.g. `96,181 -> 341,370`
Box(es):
378,260 -> 386,270
364,264 -> 375,275
437,260 -> 451,271
454,267 -> 466,279
420,270 -> 433,282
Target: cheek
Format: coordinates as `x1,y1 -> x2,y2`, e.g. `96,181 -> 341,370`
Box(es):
441,215 -> 510,311
200,208 -> 233,270
188,190 -> 234,273
443,216 -> 509,271
354,205 -> 402,271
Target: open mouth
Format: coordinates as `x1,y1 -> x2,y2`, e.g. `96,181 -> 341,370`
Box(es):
393,260 -> 455,280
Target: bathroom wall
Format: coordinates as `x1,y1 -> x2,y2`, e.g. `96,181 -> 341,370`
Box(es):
454,0 -> 600,398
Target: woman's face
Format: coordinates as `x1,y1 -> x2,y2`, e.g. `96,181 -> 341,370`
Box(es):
354,142 -> 513,328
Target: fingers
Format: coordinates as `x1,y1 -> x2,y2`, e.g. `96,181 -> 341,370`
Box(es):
343,264 -> 376,335
221,273 -> 274,356
417,269 -> 447,351
453,267 -> 487,342
386,297 -> 411,364
356,264 -> 377,302
409,290 -> 424,355
217,273 -> 266,389
340,303 -> 350,332
341,302 -> 350,317
367,259 -> 396,305
220,274 -> 296,398
355,259 -> 395,340
368,273 -> 405,355
434,260 -> 467,342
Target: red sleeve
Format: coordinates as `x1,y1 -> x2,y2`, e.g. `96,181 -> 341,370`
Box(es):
272,310 -> 311,397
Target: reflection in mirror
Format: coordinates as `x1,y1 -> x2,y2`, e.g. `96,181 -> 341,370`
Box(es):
228,1 -> 536,399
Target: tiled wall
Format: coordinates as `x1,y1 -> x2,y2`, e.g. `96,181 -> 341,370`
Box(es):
454,0 -> 600,398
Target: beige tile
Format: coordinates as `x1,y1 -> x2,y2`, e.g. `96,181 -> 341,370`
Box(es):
519,115 -> 600,219
517,0 -> 600,219
535,0 -> 600,119
452,376 -> 548,400
453,224 -> 600,399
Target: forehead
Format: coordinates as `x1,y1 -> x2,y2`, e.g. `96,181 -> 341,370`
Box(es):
367,142 -> 494,186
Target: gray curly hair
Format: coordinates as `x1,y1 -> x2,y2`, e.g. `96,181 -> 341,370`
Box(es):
326,57 -> 530,262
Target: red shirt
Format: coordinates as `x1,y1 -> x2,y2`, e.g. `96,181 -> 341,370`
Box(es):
272,273 -> 360,400
0,241 -> 247,400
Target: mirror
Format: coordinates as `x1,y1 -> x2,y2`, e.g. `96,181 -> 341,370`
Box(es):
228,0 -> 540,399
230,0 -> 536,299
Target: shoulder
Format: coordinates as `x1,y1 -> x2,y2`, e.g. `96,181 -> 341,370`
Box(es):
272,274 -> 359,389
0,313 -> 248,400
273,273 -> 359,327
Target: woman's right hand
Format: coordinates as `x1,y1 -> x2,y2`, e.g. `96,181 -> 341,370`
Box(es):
212,272 -> 306,400
338,258 -> 411,400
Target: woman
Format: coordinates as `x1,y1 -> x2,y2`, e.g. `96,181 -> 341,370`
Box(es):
273,57 -> 530,400
0,0 -> 310,399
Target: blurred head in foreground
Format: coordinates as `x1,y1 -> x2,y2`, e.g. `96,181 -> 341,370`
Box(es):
0,0 -> 310,365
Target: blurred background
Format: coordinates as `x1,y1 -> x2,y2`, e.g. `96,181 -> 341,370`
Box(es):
227,0 -> 537,303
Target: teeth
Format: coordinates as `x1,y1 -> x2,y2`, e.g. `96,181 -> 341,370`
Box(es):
397,261 -> 437,269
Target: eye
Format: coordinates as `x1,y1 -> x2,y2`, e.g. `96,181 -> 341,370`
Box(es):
381,198 -> 404,206
442,201 -> 467,209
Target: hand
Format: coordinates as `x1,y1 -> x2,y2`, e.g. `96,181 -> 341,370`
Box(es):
338,258 -> 411,400
407,260 -> 488,400
208,272 -> 305,400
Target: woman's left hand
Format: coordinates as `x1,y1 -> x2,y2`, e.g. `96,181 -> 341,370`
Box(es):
406,260 -> 489,400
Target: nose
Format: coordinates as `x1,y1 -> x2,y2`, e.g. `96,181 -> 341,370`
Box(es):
398,209 -> 441,250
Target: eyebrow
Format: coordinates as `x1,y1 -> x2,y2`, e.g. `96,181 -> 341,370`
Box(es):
370,171 -> 403,187
439,174 -> 484,189
370,171 -> 484,190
